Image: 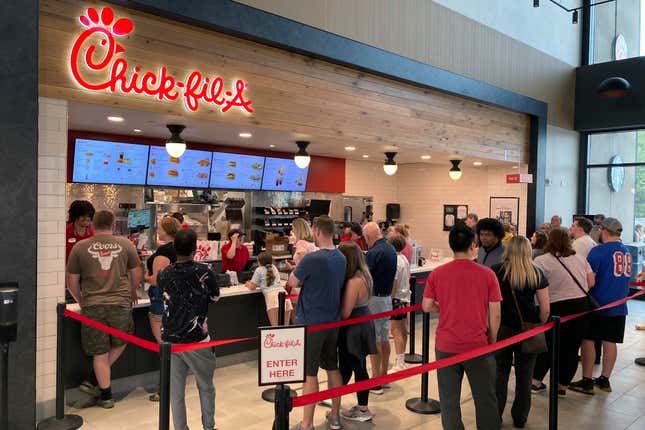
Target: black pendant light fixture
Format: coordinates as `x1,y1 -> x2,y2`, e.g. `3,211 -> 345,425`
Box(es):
294,141 -> 311,168
165,124 -> 186,158
449,159 -> 462,180
597,77 -> 632,98
383,152 -> 398,176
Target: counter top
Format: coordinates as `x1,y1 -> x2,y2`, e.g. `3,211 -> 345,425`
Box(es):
410,257 -> 452,274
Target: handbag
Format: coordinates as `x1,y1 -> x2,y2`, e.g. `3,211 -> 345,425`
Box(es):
509,287 -> 548,354
555,256 -> 600,311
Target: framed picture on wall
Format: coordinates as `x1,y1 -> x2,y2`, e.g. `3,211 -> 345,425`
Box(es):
489,197 -> 520,229
443,204 -> 469,231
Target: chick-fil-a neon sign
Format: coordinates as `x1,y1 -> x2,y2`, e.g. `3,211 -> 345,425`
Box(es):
69,7 -> 253,114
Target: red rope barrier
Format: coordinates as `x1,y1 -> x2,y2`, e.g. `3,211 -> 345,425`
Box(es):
308,304 -> 421,332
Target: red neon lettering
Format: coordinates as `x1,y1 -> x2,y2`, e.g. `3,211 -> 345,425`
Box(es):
69,7 -> 252,114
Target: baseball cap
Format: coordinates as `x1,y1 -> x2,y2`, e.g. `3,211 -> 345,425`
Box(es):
227,228 -> 245,240
600,217 -> 622,235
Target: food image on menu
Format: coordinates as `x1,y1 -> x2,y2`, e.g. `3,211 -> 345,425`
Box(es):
196,172 -> 208,179
149,171 -> 155,177
168,169 -> 179,177
210,152 -> 265,190
85,152 -> 93,157
169,156 -> 181,164
150,158 -> 156,165
197,159 -> 211,166
275,165 -> 285,187
228,161 -> 237,168
249,174 -> 261,182
227,172 -> 236,180
261,156 -> 309,192
251,163 -> 262,170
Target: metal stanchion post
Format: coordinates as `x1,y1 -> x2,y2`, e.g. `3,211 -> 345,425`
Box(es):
405,277 -> 422,364
548,316 -> 561,430
263,293 -> 296,403
405,311 -> 440,414
158,342 -> 171,430
0,341 -> 7,430
36,303 -> 83,430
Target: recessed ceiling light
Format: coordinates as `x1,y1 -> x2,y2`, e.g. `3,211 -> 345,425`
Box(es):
269,144 -> 276,148
107,116 -> 124,122
345,146 -> 356,151
512,165 -> 519,169
473,161 -> 483,166
362,154 -> 369,158
133,129 -> 142,133
239,132 -> 252,138
421,155 -> 431,160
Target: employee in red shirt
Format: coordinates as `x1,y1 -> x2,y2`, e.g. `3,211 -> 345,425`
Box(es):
65,200 -> 95,261
423,222 -> 502,430
221,229 -> 250,273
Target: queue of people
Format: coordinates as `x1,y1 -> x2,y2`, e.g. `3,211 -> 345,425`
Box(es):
64,199 -> 639,429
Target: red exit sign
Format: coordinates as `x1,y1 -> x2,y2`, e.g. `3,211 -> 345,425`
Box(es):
506,173 -> 533,184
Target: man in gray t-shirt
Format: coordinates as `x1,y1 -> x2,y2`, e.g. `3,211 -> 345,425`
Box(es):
476,218 -> 506,268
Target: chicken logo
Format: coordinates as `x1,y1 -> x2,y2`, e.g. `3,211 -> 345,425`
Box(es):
88,242 -> 122,273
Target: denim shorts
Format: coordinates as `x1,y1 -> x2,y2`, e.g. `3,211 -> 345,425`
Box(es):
148,286 -> 164,316
369,296 -> 392,342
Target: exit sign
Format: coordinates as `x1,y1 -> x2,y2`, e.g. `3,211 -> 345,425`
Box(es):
506,173 -> 533,184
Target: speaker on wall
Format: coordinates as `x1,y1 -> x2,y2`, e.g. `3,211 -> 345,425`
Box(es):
386,203 -> 400,220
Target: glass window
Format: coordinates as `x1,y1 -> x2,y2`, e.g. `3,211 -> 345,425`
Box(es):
591,0 -> 642,64
586,130 -> 645,243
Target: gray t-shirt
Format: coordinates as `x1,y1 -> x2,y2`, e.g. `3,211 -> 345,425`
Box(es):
251,265 -> 282,293
534,253 -> 592,303
477,243 -> 505,268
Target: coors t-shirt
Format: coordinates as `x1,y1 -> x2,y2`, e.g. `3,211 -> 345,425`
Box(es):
67,234 -> 140,307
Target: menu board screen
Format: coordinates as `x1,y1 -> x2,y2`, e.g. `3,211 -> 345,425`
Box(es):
72,139 -> 149,185
261,157 -> 309,192
146,146 -> 212,188
209,152 -> 265,190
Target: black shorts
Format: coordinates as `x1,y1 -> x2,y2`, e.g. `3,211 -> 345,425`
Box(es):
390,298 -> 409,321
584,315 -> 626,343
305,328 -> 339,377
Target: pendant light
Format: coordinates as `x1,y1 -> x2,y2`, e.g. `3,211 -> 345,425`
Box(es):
383,152 -> 398,176
597,77 -> 632,98
449,159 -> 462,180
294,141 -> 311,168
165,124 -> 186,158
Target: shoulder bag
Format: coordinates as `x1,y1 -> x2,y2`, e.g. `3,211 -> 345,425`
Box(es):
555,256 -> 600,311
509,286 -> 547,354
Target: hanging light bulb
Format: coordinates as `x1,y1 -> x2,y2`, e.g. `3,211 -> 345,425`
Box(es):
165,124 -> 186,158
449,159 -> 462,180
294,141 -> 311,168
383,152 -> 398,175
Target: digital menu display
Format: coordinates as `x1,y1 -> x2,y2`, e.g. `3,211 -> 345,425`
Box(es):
72,139 -> 149,185
209,152 -> 265,190
146,146 -> 212,188
261,157 -> 309,192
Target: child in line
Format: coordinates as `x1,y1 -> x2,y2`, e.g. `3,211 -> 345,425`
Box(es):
246,252 -> 292,325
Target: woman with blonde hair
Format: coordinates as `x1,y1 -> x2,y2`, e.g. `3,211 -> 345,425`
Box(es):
392,223 -> 414,264
290,217 -> 317,267
491,236 -> 549,428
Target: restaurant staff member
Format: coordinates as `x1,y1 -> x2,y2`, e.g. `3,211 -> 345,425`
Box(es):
66,200 -> 95,261
221,229 -> 250,272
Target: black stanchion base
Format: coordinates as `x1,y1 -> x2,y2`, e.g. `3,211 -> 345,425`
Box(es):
405,397 -> 440,415
635,357 -> 645,366
36,415 -> 84,430
405,353 -> 423,364
261,387 -> 297,403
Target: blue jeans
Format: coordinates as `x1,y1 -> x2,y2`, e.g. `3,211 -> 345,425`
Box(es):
148,286 -> 164,316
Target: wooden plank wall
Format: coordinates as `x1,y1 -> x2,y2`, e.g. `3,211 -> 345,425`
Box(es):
39,0 -> 530,163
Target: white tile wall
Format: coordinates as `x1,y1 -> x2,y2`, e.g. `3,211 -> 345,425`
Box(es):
344,160 -> 398,221
36,98 -> 68,417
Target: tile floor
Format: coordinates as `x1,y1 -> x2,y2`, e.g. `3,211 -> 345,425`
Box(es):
70,300 -> 645,429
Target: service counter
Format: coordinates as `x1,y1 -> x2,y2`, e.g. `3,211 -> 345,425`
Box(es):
62,258 -> 451,389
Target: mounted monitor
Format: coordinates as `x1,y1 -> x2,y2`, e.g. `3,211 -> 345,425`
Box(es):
127,209 -> 151,229
209,152 -> 265,190
261,157 -> 309,192
146,146 -> 212,188
72,138 -> 149,185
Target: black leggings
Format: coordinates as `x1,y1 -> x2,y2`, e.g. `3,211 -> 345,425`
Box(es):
338,349 -> 370,406
533,297 -> 591,386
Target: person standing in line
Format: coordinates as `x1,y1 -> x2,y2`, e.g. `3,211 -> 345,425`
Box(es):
531,228 -> 595,395
285,218 -> 317,323
362,222 -> 397,395
422,223 -> 502,430
157,229 -> 220,430
288,215 -> 346,430
349,222 -> 368,251
220,229 -> 250,273
388,234 -> 411,372
337,242 -> 377,423
66,200 -> 95,261
145,216 -> 180,402
66,210 -> 143,408
491,237 -> 550,429
540,223 -> 552,234
465,213 -> 479,232
501,222 -> 514,245
476,218 -> 506,268
391,224 -> 414,264
531,231 -> 548,259
570,217 -> 597,259
246,251 -> 293,326
589,214 -> 606,243
570,218 -> 632,394
551,215 -> 563,229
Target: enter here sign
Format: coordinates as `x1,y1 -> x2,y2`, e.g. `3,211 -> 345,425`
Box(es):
259,325 -> 306,386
